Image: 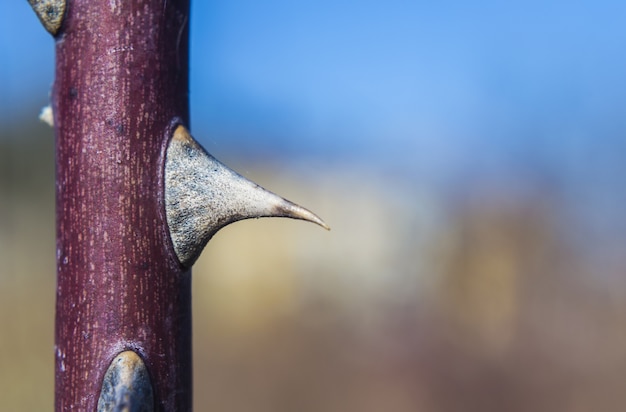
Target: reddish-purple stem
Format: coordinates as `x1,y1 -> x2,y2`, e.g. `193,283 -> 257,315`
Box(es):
53,0 -> 191,409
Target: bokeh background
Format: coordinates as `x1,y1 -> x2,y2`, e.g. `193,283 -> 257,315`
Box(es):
3,1 -> 626,410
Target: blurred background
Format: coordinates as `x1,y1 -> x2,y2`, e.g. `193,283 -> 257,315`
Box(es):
2,1 -> 626,410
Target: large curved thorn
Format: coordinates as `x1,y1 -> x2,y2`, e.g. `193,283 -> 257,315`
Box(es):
165,125 -> 329,267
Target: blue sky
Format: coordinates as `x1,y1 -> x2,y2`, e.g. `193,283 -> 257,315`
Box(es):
3,1 -> 626,185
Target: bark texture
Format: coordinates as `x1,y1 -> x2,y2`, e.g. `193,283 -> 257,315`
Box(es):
53,0 -> 191,410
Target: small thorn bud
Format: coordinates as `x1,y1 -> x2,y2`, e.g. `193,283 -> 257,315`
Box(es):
27,0 -> 66,36
165,125 -> 328,267
97,351 -> 154,412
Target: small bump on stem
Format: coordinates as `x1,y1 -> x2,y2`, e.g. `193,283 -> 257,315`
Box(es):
97,351 -> 154,412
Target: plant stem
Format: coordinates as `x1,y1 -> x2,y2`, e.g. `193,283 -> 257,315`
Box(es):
53,0 -> 191,409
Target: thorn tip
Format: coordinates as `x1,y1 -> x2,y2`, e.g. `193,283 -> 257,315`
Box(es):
273,200 -> 330,231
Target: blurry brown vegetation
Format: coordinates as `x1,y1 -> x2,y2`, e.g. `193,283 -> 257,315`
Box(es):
2,124 -> 626,411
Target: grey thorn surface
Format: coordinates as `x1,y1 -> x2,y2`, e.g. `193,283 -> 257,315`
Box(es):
97,351 -> 154,412
27,0 -> 66,35
165,125 -> 329,267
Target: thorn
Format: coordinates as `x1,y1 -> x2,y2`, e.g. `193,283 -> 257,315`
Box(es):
165,125 -> 329,267
39,105 -> 54,127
